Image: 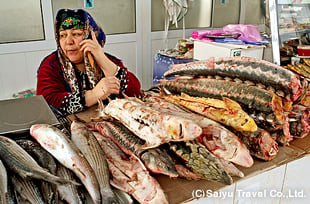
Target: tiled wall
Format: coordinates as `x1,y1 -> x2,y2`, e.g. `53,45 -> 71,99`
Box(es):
188,155 -> 310,204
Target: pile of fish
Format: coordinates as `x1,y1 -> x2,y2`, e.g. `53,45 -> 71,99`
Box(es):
1,56 -> 309,203
161,56 -> 310,145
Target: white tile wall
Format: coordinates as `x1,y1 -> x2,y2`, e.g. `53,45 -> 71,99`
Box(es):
0,50 -> 53,100
187,155 -> 310,204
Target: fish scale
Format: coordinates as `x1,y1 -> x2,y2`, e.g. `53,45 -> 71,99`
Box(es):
169,141 -> 233,185
164,56 -> 303,101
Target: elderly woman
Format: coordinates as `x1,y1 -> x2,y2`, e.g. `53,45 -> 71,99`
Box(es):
37,9 -> 141,115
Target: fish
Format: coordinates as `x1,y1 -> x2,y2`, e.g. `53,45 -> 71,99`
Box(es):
169,140 -> 233,185
0,135 -> 75,186
164,56 -> 304,101
56,163 -> 84,204
162,93 -> 257,132
11,173 -> 45,203
16,139 -> 58,204
0,159 -> 8,204
103,98 -> 202,148
232,128 -> 279,161
88,120 -> 178,178
93,131 -> 169,204
70,120 -> 118,203
141,98 -> 253,168
30,124 -> 100,204
112,187 -> 134,204
174,164 -> 202,180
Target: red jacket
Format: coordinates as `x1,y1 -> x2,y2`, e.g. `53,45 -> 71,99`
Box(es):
37,51 -> 141,115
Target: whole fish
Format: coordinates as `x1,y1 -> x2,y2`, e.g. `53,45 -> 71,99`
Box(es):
93,131 -> 169,204
89,120 -> 178,178
11,173 -> 45,204
164,56 -> 303,101
56,164 -> 84,204
103,98 -> 202,149
141,98 -> 253,168
162,93 -> 257,132
16,139 -> 58,204
0,159 -> 8,204
0,135 -> 75,186
70,120 -> 118,203
169,141 -> 233,185
232,128 -> 279,161
30,124 -> 101,204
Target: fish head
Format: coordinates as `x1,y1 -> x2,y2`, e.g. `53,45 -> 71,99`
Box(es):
165,118 -> 202,141
140,149 -> 178,178
221,131 -> 254,168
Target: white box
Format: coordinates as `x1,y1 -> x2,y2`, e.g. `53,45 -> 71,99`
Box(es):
193,40 -> 265,60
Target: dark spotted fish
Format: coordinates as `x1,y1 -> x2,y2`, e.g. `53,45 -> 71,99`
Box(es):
164,56 -> 304,101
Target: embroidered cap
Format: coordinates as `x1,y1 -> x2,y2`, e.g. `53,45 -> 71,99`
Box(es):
59,16 -> 84,31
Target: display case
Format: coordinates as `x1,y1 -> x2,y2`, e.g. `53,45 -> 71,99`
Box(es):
270,0 -> 310,65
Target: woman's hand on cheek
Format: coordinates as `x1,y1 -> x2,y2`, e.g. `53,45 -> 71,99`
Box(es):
79,31 -> 104,61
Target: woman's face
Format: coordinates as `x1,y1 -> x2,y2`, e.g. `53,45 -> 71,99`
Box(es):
59,29 -> 84,64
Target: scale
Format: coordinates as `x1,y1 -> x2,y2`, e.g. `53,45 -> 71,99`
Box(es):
0,95 -> 60,135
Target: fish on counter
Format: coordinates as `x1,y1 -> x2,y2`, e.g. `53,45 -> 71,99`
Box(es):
70,120 -> 118,203
0,159 -> 8,204
162,93 -> 257,133
11,173 -> 45,203
169,140 -> 233,185
103,98 -> 203,149
0,135 -> 76,186
56,163 -> 84,204
30,124 -> 101,204
93,131 -> 169,204
16,139 -> 59,204
232,128 -> 279,161
164,56 -> 304,102
141,96 -> 253,168
88,120 -> 179,178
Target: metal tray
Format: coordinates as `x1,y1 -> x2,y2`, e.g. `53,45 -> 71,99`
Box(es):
0,95 -> 60,135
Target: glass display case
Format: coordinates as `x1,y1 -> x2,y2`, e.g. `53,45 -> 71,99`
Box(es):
270,0 -> 310,65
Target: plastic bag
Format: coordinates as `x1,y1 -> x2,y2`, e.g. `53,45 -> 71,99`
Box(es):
223,24 -> 262,43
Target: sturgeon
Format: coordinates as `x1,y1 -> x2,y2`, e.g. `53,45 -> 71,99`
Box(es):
104,98 -> 202,148
164,56 -> 304,101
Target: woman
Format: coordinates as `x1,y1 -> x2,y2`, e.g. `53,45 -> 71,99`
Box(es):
37,9 -> 141,115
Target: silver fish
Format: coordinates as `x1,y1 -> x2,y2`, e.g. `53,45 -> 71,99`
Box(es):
56,164 -> 84,204
0,159 -> 8,204
0,135 -> 75,186
70,121 -> 118,203
11,174 -> 45,204
16,139 -> 58,204
30,124 -> 100,204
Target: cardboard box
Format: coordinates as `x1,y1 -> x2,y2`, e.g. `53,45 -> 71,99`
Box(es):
67,108 -> 310,204
194,40 -> 265,60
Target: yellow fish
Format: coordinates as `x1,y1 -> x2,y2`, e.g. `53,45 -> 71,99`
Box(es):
163,93 -> 257,132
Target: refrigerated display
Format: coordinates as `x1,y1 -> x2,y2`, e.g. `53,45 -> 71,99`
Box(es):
270,0 -> 310,65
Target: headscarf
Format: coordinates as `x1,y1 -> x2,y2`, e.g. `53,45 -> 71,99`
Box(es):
55,9 -> 106,92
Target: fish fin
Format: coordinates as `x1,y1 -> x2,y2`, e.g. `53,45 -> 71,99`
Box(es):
223,97 -> 242,110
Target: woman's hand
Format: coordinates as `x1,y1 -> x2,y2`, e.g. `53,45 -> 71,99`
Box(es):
80,31 -> 118,76
85,76 -> 120,107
